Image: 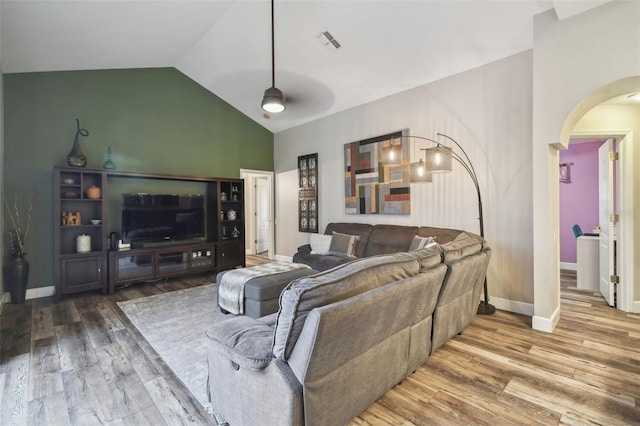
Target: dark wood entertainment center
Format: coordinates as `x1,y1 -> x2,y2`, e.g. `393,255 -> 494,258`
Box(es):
53,166 -> 245,300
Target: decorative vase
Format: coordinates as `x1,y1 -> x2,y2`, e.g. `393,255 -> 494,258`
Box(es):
85,185 -> 101,199
67,118 -> 89,168
103,146 -> 117,170
4,255 -> 29,304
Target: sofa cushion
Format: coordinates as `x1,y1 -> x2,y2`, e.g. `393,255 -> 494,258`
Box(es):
409,235 -> 434,251
440,232 -> 483,262
205,316 -> 275,370
364,225 -> 418,257
310,233 -> 332,254
325,223 -> 373,258
328,231 -> 359,257
273,252 -> 420,359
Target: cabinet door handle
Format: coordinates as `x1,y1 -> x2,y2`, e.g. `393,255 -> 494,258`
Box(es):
98,267 -> 101,273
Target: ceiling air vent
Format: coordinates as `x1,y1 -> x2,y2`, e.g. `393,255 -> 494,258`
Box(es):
319,31 -> 341,50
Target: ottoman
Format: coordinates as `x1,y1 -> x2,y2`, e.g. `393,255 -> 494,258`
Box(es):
216,266 -> 317,318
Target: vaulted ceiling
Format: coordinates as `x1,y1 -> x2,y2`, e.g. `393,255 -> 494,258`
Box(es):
1,0 -> 612,133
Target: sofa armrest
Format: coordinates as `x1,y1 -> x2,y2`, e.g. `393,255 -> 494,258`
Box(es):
205,316 -> 275,370
297,244 -> 312,254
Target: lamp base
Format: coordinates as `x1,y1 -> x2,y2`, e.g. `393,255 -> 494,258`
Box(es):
477,301 -> 496,315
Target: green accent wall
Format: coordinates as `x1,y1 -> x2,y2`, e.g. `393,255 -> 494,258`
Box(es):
3,67 -> 273,291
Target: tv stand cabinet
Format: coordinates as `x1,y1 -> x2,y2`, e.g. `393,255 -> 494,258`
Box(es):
108,242 -> 217,293
53,167 -> 245,298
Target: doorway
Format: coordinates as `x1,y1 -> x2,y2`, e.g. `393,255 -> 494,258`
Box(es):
240,169 -> 275,260
560,135 -> 619,307
559,97 -> 637,313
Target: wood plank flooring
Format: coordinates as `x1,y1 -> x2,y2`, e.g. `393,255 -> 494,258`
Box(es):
1,264 -> 639,425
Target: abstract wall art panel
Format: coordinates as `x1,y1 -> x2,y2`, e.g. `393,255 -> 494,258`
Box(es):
344,129 -> 410,215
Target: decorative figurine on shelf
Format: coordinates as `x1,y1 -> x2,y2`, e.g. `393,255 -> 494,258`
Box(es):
103,146 -> 117,170
66,118 -> 89,168
227,209 -> 237,220
62,211 -> 82,226
232,226 -> 240,239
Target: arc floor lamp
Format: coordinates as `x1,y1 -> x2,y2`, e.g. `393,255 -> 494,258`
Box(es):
396,132 -> 496,315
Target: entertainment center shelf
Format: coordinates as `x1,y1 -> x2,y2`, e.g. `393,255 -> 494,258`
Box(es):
53,166 -> 245,299
108,242 -> 216,293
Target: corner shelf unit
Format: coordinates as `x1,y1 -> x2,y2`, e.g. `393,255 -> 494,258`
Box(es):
53,166 -> 245,299
54,168 -> 108,299
218,180 -> 245,269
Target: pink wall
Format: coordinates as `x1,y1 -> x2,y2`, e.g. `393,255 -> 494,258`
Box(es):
559,141 -> 604,264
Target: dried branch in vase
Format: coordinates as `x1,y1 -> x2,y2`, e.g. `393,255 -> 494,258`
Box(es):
3,193 -> 33,256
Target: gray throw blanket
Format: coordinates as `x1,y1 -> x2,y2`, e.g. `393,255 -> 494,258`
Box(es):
218,262 -> 311,315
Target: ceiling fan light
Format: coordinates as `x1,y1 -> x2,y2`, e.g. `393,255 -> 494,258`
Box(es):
262,86 -> 286,113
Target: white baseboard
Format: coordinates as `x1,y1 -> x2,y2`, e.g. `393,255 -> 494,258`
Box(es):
560,262 -> 577,271
275,254 -> 293,262
2,285 -> 55,304
27,286 -> 55,299
532,305 -> 560,333
0,292 -> 8,313
489,296 -> 534,316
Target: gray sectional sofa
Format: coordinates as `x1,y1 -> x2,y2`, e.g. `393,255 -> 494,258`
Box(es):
293,222 -> 467,271
206,223 -> 491,425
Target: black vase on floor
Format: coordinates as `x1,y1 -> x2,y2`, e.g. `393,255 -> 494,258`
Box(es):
4,255 -> 29,304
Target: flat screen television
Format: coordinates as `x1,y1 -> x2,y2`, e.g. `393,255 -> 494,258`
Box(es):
121,193 -> 205,247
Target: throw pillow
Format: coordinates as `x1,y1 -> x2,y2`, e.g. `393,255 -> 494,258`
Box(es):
328,232 -> 360,257
409,235 -> 434,251
310,233 -> 333,254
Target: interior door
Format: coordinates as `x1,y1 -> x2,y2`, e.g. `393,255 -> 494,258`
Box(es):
256,177 -> 270,254
598,139 -> 616,306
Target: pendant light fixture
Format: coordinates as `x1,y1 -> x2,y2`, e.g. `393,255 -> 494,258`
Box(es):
261,0 -> 286,113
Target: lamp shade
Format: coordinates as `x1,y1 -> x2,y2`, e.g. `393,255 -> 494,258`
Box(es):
382,140 -> 403,166
410,160 -> 433,183
424,146 -> 452,172
261,87 -> 286,113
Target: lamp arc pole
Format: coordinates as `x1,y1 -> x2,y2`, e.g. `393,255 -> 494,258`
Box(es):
404,133 -> 495,315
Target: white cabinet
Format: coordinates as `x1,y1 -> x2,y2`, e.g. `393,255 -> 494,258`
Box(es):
577,236 -> 599,291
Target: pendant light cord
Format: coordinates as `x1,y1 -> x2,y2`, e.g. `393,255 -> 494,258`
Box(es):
270,0 -> 275,88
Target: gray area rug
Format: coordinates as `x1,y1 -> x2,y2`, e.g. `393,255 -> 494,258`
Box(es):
117,284 -> 228,415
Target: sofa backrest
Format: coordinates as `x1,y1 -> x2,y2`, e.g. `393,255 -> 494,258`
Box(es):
286,273 -> 440,426
418,226 -> 465,244
439,231 -> 484,262
324,223 -> 372,258
273,251 -> 420,359
431,248 -> 490,352
364,225 -> 418,257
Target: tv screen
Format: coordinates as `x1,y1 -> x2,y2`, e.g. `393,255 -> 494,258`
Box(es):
121,193 -> 205,246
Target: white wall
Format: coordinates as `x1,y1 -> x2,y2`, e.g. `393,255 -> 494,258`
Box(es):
275,51 -> 534,313
532,1 -> 640,330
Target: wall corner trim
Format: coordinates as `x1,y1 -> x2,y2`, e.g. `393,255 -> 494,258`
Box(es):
532,305 -> 560,333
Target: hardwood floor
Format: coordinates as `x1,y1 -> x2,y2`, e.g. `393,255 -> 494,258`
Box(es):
1,266 -> 639,425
